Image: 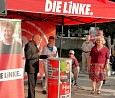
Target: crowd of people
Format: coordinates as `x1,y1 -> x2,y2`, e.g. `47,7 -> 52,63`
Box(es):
24,30 -> 114,98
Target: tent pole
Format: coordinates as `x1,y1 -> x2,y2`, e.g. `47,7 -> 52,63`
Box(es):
60,25 -> 63,57
95,23 -> 96,27
60,16 -> 64,57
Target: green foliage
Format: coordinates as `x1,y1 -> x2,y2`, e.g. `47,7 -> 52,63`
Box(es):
60,60 -> 66,72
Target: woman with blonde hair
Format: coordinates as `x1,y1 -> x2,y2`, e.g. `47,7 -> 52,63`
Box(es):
88,36 -> 110,94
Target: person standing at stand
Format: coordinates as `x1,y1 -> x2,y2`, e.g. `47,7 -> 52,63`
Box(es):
24,34 -> 42,98
42,36 -> 58,94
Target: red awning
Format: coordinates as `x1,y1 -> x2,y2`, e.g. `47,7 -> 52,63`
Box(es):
6,0 -> 115,25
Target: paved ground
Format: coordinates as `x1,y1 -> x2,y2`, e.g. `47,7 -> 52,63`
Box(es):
72,74 -> 115,98
24,74 -> 115,98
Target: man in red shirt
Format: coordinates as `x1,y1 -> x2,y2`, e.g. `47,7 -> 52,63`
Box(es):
68,50 -> 79,86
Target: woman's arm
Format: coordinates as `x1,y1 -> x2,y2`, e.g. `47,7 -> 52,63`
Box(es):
105,59 -> 110,69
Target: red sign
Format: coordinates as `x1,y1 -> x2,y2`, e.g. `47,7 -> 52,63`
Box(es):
47,58 -> 72,98
45,0 -> 93,16
0,19 -> 24,98
60,83 -> 71,98
7,0 -> 115,19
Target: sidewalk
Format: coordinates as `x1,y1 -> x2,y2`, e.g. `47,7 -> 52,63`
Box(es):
24,73 -> 115,98
73,74 -> 115,98
77,74 -> 115,92
24,83 -> 47,98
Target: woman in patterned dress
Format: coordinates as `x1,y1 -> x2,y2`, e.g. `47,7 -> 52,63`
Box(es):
88,36 -> 110,94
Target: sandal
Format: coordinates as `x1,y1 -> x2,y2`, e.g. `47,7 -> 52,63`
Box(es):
91,90 -> 95,94
97,90 -> 101,94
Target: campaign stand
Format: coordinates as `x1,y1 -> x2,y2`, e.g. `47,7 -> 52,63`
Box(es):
47,58 -> 72,98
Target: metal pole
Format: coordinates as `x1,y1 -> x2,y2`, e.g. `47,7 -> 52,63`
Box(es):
95,23 -> 96,27
60,25 -> 63,57
59,16 -> 64,57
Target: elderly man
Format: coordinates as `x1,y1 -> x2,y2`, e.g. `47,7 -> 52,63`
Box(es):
81,35 -> 94,73
24,34 -> 42,98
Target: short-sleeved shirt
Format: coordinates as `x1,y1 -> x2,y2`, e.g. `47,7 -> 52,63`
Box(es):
42,45 -> 58,65
72,57 -> 79,67
82,41 -> 94,52
90,46 -> 110,64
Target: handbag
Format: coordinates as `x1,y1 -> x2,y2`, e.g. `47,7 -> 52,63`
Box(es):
110,55 -> 114,65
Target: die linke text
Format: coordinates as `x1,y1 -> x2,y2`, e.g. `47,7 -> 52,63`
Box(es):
45,0 -> 93,16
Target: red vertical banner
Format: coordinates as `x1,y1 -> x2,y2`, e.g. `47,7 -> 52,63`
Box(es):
59,59 -> 71,98
0,19 -> 24,98
47,59 -> 59,98
47,58 -> 72,98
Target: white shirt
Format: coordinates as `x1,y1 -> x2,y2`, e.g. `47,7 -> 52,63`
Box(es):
42,45 -> 58,65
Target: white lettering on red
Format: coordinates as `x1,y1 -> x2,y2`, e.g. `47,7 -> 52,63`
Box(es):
63,2 -> 68,13
85,4 -> 91,15
72,3 -> 79,14
56,1 -> 62,13
45,0 -> 52,12
45,0 -> 93,16
79,4 -> 86,15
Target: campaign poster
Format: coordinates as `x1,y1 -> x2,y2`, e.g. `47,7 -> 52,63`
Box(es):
47,58 -> 72,98
0,18 -> 24,98
59,59 -> 71,98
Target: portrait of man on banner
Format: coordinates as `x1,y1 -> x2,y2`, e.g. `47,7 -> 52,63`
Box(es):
0,20 -> 22,54
60,60 -> 71,83
0,19 -> 24,98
